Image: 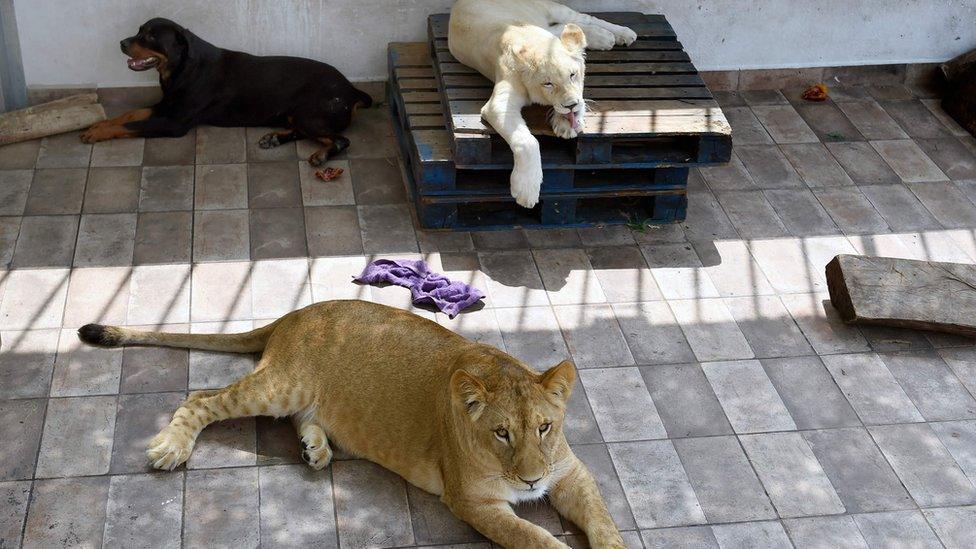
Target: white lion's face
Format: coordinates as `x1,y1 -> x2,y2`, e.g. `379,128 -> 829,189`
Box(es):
516,25 -> 587,132
531,53 -> 585,130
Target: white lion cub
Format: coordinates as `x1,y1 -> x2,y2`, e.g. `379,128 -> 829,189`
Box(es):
449,0 -> 637,208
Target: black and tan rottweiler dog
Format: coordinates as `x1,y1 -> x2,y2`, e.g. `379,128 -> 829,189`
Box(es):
82,18 -> 373,165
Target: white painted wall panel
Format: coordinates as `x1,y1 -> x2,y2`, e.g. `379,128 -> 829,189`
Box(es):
14,0 -> 976,87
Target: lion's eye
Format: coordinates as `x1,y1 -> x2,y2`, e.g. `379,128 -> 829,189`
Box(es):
494,428 -> 509,440
539,423 -> 552,436
543,82 -> 554,88
570,72 -> 577,80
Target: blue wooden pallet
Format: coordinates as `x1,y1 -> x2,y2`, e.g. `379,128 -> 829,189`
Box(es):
388,43 -> 687,231
426,13 -> 732,168
388,43 -> 694,196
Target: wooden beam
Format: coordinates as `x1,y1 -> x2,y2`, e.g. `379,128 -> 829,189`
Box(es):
942,48 -> 976,138
826,254 -> 976,337
0,93 -> 106,144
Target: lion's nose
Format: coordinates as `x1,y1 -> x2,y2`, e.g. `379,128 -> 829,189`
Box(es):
519,475 -> 543,488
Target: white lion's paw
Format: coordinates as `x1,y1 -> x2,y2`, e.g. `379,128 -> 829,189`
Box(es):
300,428 -> 333,470
551,114 -> 579,140
587,27 -> 616,51
511,163 -> 543,209
615,26 -> 638,47
147,427 -> 194,471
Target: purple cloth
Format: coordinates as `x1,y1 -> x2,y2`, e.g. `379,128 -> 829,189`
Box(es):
354,259 -> 485,318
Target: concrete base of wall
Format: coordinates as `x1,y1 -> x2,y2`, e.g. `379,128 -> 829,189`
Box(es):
25,64 -> 942,108
700,62 -> 944,96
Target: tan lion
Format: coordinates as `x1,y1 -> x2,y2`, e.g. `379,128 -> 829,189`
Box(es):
449,0 -> 637,208
79,300 -> 625,548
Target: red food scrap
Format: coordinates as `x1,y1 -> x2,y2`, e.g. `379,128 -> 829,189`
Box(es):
802,84 -> 829,102
314,167 -> 344,182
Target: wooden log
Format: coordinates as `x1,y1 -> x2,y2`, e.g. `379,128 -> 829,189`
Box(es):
942,48 -> 976,83
942,48 -> 976,138
0,93 -> 106,145
826,254 -> 976,337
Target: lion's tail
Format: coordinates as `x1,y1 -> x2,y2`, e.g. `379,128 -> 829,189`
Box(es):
77,321 -> 278,353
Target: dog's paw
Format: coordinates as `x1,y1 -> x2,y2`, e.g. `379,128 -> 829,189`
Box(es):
80,126 -> 109,144
587,27 -> 617,51
308,150 -> 328,167
510,163 -> 543,209
258,133 -> 280,149
146,427 -> 194,471
551,114 -> 580,140
615,26 -> 638,47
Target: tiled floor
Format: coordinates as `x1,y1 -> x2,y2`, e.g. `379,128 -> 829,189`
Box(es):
2,83 -> 976,549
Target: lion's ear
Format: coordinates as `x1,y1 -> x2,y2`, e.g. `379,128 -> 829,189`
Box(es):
560,24 -> 587,55
451,369 -> 489,419
540,360 -> 576,403
504,42 -> 535,74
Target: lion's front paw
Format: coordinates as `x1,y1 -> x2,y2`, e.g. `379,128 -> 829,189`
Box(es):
511,163 -> 543,209
146,427 -> 194,471
300,426 -> 333,470
301,439 -> 333,470
615,26 -> 638,47
592,538 -> 628,549
551,114 -> 581,140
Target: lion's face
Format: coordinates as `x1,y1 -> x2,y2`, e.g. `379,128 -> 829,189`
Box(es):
451,359 -> 576,501
510,24 -> 587,132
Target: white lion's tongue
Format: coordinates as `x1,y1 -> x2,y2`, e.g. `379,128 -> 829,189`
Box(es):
565,110 -> 576,129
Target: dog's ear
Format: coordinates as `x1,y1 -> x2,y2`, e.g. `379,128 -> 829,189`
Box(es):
174,26 -> 194,61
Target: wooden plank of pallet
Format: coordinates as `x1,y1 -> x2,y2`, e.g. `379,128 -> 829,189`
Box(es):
409,114 -> 447,129
437,61 -> 697,76
826,254 -> 976,337
426,13 -> 676,41
431,37 -> 685,53
434,50 -> 690,64
449,100 -> 730,135
404,103 -> 444,116
443,86 -> 712,101
395,67 -> 434,78
401,91 -> 441,103
400,78 -> 438,92
412,188 -> 686,230
443,73 -> 705,88
388,42 -> 431,66
419,186 -> 686,204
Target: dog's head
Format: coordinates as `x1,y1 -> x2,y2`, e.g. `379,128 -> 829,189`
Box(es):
120,18 -> 190,73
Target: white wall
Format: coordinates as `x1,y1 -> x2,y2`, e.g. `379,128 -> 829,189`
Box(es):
14,0 -> 976,87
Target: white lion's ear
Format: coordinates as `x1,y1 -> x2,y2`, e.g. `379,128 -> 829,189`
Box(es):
451,369 -> 489,419
560,24 -> 587,55
504,42 -> 535,75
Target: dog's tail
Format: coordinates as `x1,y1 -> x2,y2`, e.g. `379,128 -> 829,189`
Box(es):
353,88 -> 374,109
78,321 -> 278,353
